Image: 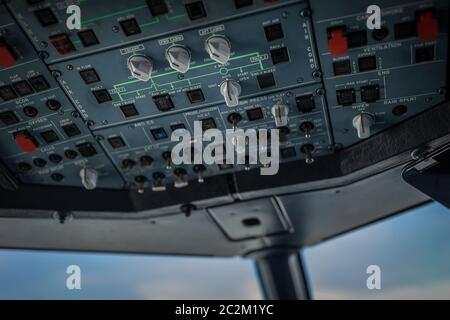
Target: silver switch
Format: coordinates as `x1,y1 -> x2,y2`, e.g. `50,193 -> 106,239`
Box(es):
206,36 -> 231,65
220,80 -> 241,107
127,55 -> 153,82
166,45 -> 191,73
352,113 -> 375,139
271,101 -> 289,127
80,167 -> 98,190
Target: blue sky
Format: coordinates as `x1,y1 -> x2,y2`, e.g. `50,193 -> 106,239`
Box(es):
0,202 -> 449,299
304,202 -> 450,299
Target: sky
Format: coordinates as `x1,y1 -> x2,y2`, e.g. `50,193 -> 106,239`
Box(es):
0,202 -> 449,299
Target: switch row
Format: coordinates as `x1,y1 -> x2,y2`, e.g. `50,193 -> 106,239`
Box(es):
336,85 -> 380,106
327,9 -> 439,56
0,99 -> 62,127
0,76 -> 50,102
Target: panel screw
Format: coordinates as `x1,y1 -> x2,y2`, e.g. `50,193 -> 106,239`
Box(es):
39,51 -> 50,60
66,64 -> 74,70
282,11 -> 289,18
300,9 -> 311,17
51,70 -> 61,78
312,70 -> 322,79
315,88 -> 325,96
71,111 -> 79,118
102,120 -> 108,125
39,41 -> 48,48
86,120 -> 95,127
112,26 -> 120,33
95,135 -> 104,141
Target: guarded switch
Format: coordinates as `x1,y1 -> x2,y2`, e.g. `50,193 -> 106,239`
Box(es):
327,27 -> 348,56
166,45 -> 191,73
127,55 -> 153,82
0,37 -> 16,68
14,131 -> 38,153
271,101 -> 289,127
417,10 -> 438,40
220,80 -> 241,107
353,113 -> 374,139
206,35 -> 231,65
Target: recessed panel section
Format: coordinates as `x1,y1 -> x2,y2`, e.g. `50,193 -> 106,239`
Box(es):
8,0 -> 298,63
51,2 -> 319,129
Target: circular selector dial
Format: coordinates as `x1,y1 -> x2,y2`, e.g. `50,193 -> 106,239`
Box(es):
205,35 -> 231,65
166,45 -> 191,73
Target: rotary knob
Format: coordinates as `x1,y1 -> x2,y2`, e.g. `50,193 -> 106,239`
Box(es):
206,35 -> 231,65
80,167 -> 98,190
220,80 -> 241,107
127,55 -> 153,82
271,102 -> 289,127
166,45 -> 191,73
352,113 -> 375,139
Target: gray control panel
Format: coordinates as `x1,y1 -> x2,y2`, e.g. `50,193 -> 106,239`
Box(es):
0,0 -> 448,192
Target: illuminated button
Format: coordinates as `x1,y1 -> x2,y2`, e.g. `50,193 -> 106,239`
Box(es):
79,68 -> 101,84
150,127 -> 168,141
12,80 -> 34,97
40,130 -> 60,144
28,75 -> 50,92
147,0 -> 169,16
34,8 -> 58,27
62,123 -> 81,138
270,47 -> 289,64
296,94 -> 315,113
185,1 -> 207,20
77,29 -> 99,47
0,111 -> 19,125
77,142 -> 97,158
92,89 -> 112,103
0,85 -> 18,101
333,59 -> 351,75
153,93 -> 174,112
49,33 -> 76,55
120,18 -> 142,36
108,136 -> 126,149
120,103 -> 139,118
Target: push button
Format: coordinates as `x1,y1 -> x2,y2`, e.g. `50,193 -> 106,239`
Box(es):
417,10 -> 438,40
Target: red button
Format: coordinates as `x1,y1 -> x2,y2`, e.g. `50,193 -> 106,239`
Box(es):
417,11 -> 438,40
328,29 -> 348,56
0,42 -> 16,68
15,133 -> 38,153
